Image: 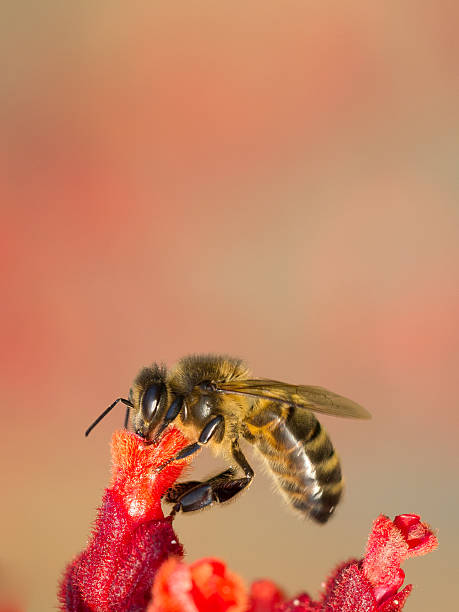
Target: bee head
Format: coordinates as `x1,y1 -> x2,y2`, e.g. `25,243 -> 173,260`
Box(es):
129,365 -> 169,441
130,383 -> 166,439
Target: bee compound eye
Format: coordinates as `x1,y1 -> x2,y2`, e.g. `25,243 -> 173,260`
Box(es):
141,383 -> 165,422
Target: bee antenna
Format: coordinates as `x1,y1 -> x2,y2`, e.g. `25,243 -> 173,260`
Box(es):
85,398 -> 133,437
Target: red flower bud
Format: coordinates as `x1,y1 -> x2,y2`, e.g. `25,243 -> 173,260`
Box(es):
362,513 -> 438,608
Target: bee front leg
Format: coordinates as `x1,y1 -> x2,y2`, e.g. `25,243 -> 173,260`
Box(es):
155,414 -> 224,472
170,440 -> 253,514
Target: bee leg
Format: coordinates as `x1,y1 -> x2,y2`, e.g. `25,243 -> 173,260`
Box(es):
164,469 -> 235,504
210,440 -> 254,503
152,395 -> 185,442
171,441 -> 253,514
155,414 -> 223,472
164,481 -> 203,504
169,483 -> 217,515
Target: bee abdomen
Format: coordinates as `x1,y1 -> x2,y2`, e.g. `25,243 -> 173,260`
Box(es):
247,406 -> 343,523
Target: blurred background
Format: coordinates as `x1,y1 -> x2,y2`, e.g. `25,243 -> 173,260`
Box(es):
1,2 -> 458,610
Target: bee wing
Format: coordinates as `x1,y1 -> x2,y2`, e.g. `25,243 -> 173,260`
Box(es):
216,379 -> 370,419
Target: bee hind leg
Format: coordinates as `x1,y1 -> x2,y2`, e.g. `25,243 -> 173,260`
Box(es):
164,468 -> 235,504
212,439 -> 254,503
170,440 -> 253,514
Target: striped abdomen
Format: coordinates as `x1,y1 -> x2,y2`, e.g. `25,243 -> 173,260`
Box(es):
244,403 -> 342,523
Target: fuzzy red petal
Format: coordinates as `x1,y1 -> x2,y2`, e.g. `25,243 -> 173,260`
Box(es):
393,514 -> 438,558
377,585 -> 412,612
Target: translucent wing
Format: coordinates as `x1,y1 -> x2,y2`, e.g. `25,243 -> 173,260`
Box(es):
216,378 -> 370,419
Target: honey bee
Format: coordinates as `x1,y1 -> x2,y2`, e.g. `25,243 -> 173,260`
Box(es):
85,355 -> 370,523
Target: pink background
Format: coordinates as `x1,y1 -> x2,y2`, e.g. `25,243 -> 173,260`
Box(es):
2,3 -> 458,611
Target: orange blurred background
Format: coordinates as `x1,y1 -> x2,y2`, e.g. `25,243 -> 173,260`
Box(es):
2,3 -> 458,611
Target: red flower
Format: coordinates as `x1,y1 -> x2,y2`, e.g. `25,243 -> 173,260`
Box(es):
58,428 -> 192,612
246,580 -> 285,612
361,513 -> 437,608
247,513 -> 437,612
150,514 -> 437,612
148,557 -> 247,612
58,428 -> 438,612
